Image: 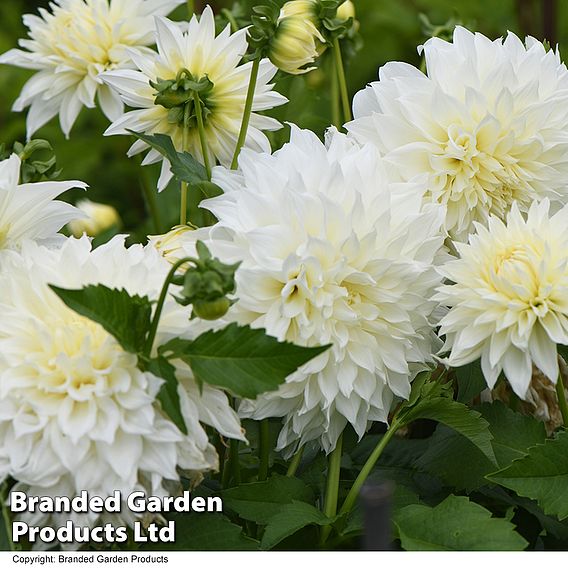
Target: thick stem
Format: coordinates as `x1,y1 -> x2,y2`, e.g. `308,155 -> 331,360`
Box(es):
258,419 -> 270,481
144,257 -> 194,358
556,375 -> 568,428
320,434 -> 343,545
230,57 -> 261,170
193,92 -> 212,180
333,37 -> 352,124
338,419 -> 401,519
180,102 -> 191,225
286,445 -> 305,477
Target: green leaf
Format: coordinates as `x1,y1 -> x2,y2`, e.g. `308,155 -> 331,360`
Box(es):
454,359 -> 486,403
147,357 -> 187,435
399,395 -> 496,463
416,403 -> 546,491
478,402 -> 546,467
128,131 -> 207,185
394,495 -> 527,550
160,323 -> 330,399
488,430 -> 568,521
146,514 -> 258,551
416,426 -> 495,491
221,475 -> 314,524
260,501 -> 335,550
49,284 -> 151,354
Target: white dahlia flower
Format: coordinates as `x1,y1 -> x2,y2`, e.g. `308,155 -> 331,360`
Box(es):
436,199 -> 568,398
102,7 -> 287,190
177,127 -> 445,455
0,153 -> 85,252
0,0 -> 184,138
0,236 -> 244,528
348,26 -> 568,242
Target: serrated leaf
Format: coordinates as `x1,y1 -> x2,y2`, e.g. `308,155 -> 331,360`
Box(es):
394,495 -> 527,550
49,284 -> 151,354
145,514 -> 258,551
455,359 -> 486,403
478,402 -> 546,467
416,403 -> 546,491
221,475 -> 314,524
416,426 -> 495,491
399,395 -> 496,463
488,431 -> 568,521
128,131 -> 207,185
147,357 -> 187,435
160,323 -> 330,399
261,501 -> 334,550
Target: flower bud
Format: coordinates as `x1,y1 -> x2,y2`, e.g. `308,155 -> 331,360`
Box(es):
173,241 -> 240,321
271,10 -> 325,75
337,1 -> 359,32
337,0 -> 355,21
67,199 -> 120,237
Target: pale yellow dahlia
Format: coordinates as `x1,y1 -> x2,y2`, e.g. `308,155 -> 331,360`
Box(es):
0,153 -> 85,252
0,236 -> 244,529
349,26 -> 568,242
102,7 -> 287,190
175,127 -> 446,455
436,199 -> 568,398
0,0 -> 184,138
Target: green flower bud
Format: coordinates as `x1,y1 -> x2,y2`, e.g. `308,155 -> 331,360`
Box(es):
192,297 -> 232,321
173,241 -> 240,321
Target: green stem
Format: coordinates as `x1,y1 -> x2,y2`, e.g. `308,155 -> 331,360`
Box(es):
556,374 -> 568,428
320,434 -> 343,545
193,92 -> 211,180
0,482 -> 16,551
258,419 -> 270,481
180,102 -> 191,225
231,57 -> 260,170
331,62 -> 341,129
144,256 -> 194,357
137,156 -> 162,234
222,8 -> 239,32
333,37 -> 352,124
187,0 -> 194,18
338,419 -> 401,519
286,446 -> 305,477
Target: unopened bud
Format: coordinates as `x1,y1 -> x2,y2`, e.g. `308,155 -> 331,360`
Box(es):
67,199 -> 120,237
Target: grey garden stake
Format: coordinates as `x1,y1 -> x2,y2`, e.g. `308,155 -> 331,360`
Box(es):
360,481 -> 394,551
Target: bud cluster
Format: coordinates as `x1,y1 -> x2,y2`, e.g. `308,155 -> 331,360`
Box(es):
248,1 -> 357,75
151,69 -> 214,126
173,241 -> 240,321
0,139 -> 61,183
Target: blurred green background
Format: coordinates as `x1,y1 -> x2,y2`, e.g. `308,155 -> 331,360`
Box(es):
0,0 -> 565,237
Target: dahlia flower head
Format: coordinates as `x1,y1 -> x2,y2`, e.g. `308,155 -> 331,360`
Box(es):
102,6 -> 287,190
348,26 -> 568,242
0,153 -> 86,253
0,0 -> 185,138
176,126 -> 446,455
0,236 -> 244,530
436,199 -> 568,399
